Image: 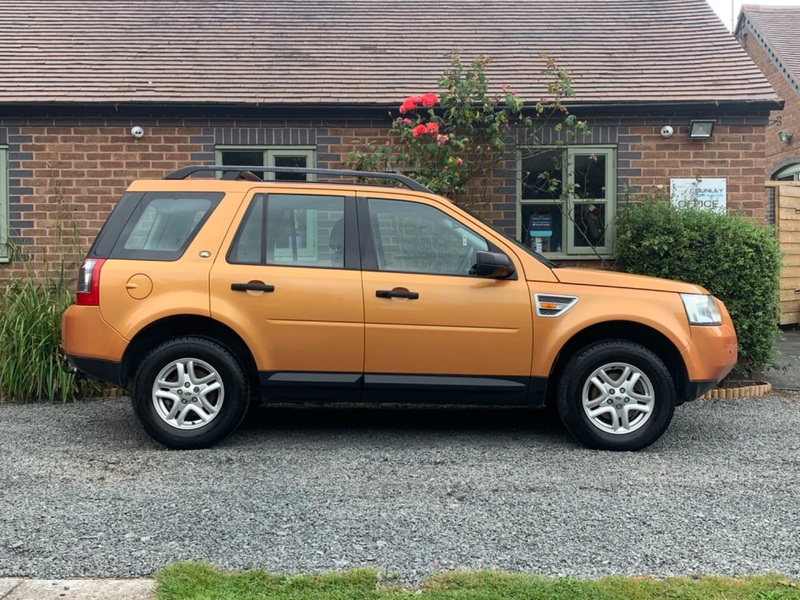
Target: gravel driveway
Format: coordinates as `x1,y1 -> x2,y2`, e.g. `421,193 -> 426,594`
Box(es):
1,395 -> 799,581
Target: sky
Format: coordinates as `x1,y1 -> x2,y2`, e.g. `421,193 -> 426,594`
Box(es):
706,0 -> 800,31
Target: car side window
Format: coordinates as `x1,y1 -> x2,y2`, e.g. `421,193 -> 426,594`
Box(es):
228,194 -> 345,268
368,198 -> 489,276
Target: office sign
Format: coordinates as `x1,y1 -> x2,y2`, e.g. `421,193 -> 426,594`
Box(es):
670,178 -> 726,214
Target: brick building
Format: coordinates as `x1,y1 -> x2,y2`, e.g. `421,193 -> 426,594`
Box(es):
0,0 -> 781,278
736,5 -> 800,184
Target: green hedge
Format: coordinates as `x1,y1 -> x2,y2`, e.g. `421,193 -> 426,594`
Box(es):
615,198 -> 781,377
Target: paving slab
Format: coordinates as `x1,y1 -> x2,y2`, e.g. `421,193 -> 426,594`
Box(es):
0,579 -> 155,600
762,329 -> 800,390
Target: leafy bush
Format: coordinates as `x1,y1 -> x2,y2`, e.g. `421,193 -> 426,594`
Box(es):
0,270 -> 98,402
615,197 -> 781,377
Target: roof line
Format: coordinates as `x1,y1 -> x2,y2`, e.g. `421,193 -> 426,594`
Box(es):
736,11 -> 800,99
0,98 -> 783,118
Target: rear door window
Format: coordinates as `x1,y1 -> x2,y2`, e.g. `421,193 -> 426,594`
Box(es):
228,193 -> 345,268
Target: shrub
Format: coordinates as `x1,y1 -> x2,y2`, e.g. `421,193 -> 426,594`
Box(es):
615,197 -> 781,377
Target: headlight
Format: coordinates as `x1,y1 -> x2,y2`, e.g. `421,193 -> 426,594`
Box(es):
680,293 -> 722,325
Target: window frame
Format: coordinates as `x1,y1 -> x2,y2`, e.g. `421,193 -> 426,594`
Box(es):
215,146 -> 317,181
0,145 -> 8,262
517,145 -> 616,258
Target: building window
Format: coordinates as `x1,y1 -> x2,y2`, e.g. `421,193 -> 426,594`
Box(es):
518,147 -> 616,257
0,146 -> 8,262
775,163 -> 800,181
216,147 -> 316,181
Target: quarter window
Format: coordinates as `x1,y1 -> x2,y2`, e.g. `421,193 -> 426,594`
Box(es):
229,194 -> 345,268
217,147 -> 316,181
367,199 -> 489,276
519,147 -> 615,257
96,192 -> 223,261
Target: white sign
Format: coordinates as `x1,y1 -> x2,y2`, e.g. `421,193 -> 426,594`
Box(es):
670,178 -> 727,213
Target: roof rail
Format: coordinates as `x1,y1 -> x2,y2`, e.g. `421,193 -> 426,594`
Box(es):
164,165 -> 433,193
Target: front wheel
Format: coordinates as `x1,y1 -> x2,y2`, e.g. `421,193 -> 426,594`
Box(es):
131,337 -> 250,449
556,341 -> 676,451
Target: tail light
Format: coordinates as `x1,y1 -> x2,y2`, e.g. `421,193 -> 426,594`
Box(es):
76,258 -> 106,306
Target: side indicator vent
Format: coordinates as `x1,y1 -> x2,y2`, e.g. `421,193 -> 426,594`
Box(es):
535,294 -> 578,317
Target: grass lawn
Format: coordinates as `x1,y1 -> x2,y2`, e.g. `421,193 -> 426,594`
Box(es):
156,564 -> 799,600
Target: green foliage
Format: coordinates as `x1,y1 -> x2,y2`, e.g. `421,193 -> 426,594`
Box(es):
346,53 -> 587,209
155,564 -> 800,600
615,196 -> 782,376
0,258 -> 99,402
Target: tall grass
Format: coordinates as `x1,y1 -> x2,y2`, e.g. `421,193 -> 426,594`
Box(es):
0,182 -> 103,402
0,266 -> 83,402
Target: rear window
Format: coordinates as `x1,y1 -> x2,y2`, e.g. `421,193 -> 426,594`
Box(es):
89,192 -> 224,260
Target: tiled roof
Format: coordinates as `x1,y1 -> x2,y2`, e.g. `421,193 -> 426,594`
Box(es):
738,5 -> 800,97
0,0 -> 779,107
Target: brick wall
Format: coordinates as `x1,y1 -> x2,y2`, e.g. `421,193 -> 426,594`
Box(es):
0,112 -> 770,282
738,26 -> 800,179
615,119 -> 768,218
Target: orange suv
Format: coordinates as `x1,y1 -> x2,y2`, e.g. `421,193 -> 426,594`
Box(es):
61,165 -> 737,451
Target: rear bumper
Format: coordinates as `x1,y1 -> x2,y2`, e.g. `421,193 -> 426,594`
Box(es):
63,354 -> 124,387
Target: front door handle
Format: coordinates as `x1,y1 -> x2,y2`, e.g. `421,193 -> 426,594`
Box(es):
376,289 -> 419,300
231,282 -> 275,292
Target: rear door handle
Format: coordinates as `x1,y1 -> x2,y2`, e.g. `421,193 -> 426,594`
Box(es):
231,282 -> 275,292
376,289 -> 419,300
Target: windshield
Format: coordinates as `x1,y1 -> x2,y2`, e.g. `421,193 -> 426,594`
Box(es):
462,206 -> 559,268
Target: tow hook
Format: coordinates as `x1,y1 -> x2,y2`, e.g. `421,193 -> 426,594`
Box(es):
61,353 -> 81,377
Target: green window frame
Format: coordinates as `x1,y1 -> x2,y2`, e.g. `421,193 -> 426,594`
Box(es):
215,146 -> 316,181
775,163 -> 800,181
518,146 -> 616,258
0,146 -> 8,262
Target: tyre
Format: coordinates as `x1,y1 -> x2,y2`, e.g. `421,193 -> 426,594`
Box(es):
131,337 -> 250,449
556,340 -> 676,451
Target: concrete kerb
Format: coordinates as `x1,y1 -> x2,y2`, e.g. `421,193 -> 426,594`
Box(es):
0,578 -> 155,600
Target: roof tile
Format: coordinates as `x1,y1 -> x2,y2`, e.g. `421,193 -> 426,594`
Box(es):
0,0 -> 778,106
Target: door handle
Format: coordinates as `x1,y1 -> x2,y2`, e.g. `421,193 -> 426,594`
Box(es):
231,282 -> 275,292
376,289 -> 419,300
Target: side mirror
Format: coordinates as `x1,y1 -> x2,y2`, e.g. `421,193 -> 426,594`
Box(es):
474,251 -> 515,279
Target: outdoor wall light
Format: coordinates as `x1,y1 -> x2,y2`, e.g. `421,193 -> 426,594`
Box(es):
778,130 -> 793,144
688,120 -> 716,140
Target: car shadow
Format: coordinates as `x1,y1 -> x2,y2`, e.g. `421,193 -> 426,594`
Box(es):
239,403 -> 565,436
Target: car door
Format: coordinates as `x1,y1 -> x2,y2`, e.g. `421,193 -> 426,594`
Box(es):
358,193 -> 534,403
209,189 -> 364,399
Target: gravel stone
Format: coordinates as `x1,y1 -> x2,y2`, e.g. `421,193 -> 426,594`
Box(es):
0,395 -> 798,581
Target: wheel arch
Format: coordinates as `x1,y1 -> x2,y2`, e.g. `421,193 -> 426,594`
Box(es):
120,315 -> 258,392
546,320 -> 691,407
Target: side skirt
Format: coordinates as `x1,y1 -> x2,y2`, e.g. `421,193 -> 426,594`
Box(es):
259,372 -> 548,406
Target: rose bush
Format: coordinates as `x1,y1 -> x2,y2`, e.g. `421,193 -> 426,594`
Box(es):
346,53 -> 586,209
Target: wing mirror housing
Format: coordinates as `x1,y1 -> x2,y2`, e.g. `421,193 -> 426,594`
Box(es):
475,251 -> 516,279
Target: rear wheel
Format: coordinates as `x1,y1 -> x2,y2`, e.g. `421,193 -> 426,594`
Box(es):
132,337 -> 249,449
557,340 -> 676,451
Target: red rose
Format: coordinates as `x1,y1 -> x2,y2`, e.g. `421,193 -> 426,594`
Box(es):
399,97 -> 417,114
412,124 -> 428,138
426,122 -> 440,134
421,93 -> 438,108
